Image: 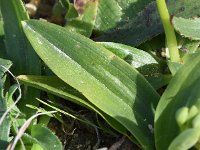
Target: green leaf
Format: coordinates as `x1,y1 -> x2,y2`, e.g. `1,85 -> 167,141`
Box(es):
155,52 -> 200,150
0,84 -> 21,149
99,42 -> 171,89
180,38 -> 200,54
17,75 -> 128,136
31,144 -> 43,150
0,58 -> 12,78
65,0 -> 98,37
0,0 -> 41,117
0,0 -> 41,75
0,60 -> 12,150
168,128 -> 200,150
98,42 -> 158,68
0,11 -> 6,59
172,17 -> 200,40
22,20 -> 160,149
0,35 -> 6,59
167,61 -> 183,76
30,125 -> 63,150
53,0 -> 68,17
0,81 -> 10,150
94,0 -> 152,33
17,76 -> 96,109
96,0 -> 200,46
94,0 -> 123,33
175,107 -> 189,127
192,113 -> 200,128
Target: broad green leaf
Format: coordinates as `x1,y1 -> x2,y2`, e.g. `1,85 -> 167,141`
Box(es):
155,52 -> 200,150
182,52 -> 200,66
31,144 -> 43,150
22,20 -> 160,150
65,0 -> 98,37
99,42 -> 171,89
168,128 -> 200,150
17,75 -> 128,136
0,0 -> 41,117
175,107 -> 189,127
167,61 -> 183,76
94,0 -> 152,33
98,42 -> 158,68
30,125 -> 63,150
96,0 -> 200,46
94,0 -> 123,33
172,17 -> 200,40
192,113 -> 200,128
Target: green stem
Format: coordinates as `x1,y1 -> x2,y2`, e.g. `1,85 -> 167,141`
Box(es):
156,0 -> 180,62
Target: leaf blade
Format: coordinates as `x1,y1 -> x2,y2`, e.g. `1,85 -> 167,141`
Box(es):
96,0 -> 200,46
155,52 -> 200,150
31,125 -> 63,150
172,17 -> 200,40
17,75 -> 128,137
22,20 -> 159,149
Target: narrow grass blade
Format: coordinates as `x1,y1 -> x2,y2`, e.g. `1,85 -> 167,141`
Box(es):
0,0 -> 41,117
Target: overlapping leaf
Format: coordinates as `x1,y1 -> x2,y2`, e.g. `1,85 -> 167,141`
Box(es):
31,125 -> 63,150
96,0 -> 200,46
99,42 -> 171,89
172,17 -> 200,40
0,0 -> 41,117
0,0 -> 40,75
155,52 -> 200,150
22,20 -> 159,149
94,0 -> 152,33
0,58 -> 12,150
17,75 -> 127,135
65,0 -> 98,37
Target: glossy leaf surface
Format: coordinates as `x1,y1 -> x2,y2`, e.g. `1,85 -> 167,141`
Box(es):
155,52 -> 200,150
99,42 -> 171,89
22,20 -> 159,149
